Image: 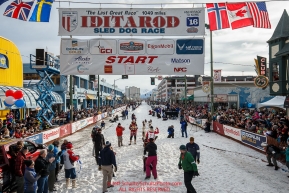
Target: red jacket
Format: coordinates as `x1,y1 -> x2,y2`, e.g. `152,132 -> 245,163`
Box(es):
15,151 -> 26,177
116,126 -> 125,136
14,131 -> 23,138
67,149 -> 79,162
145,127 -> 159,141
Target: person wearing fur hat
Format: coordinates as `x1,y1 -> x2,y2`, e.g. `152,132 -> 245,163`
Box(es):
62,142 -> 80,188
261,142 -> 281,170
178,145 -> 199,193
281,137 -> 289,178
99,141 -> 117,193
24,160 -> 41,193
129,119 -> 138,145
186,137 -> 200,164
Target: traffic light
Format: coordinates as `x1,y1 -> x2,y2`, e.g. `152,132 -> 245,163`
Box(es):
72,87 -> 75,94
150,77 -> 155,85
171,79 -> 176,87
122,75 -> 128,79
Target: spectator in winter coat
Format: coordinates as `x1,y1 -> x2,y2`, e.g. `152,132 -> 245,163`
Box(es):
52,141 -> 61,182
34,150 -> 55,193
15,127 -> 23,138
15,146 -> 29,193
116,123 -> 125,147
204,119 -> 211,133
186,137 -> 200,163
62,142 -> 80,188
281,137 -> 289,178
167,125 -> 174,138
125,109 -> 128,119
92,128 -> 105,165
46,145 -> 57,192
178,145 -> 199,193
24,160 -> 40,193
129,120 -> 138,145
101,121 -> 105,129
99,141 -> 117,193
180,120 -> 188,138
144,138 -> 158,180
145,126 -> 159,144
261,142 -> 281,170
61,139 -> 69,151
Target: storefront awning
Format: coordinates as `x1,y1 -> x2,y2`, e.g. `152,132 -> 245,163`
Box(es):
86,94 -> 96,99
0,86 -> 63,110
106,96 -> 112,100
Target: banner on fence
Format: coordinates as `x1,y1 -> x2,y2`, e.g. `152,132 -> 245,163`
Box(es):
187,116 -> 195,124
59,124 -> 72,138
223,125 -> 241,141
43,127 -> 60,144
213,121 -> 225,135
58,8 -> 205,36
26,133 -> 43,144
87,117 -> 94,125
71,121 -> 81,133
241,130 -> 267,150
60,38 -> 205,75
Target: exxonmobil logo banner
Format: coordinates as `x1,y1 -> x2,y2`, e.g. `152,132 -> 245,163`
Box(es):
213,121 -> 225,135
59,8 -> 205,36
43,127 -> 60,144
223,125 -> 241,141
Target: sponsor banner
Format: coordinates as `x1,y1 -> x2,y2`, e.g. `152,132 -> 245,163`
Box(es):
223,125 -> 242,141
187,116 -> 196,124
26,133 -> 43,144
60,38 -> 204,75
71,121 -> 81,133
59,8 -> 205,36
241,130 -> 267,150
79,119 -> 88,129
59,124 -> 72,138
213,121 -> 225,135
257,56 -> 267,76
43,127 -> 60,144
86,117 -> 94,125
213,69 -> 221,82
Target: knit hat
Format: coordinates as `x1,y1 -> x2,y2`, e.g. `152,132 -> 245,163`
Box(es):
24,160 -> 33,167
48,144 -> 54,151
150,126 -> 154,131
190,137 -> 194,142
105,141 -> 111,146
179,145 -> 186,150
66,142 -> 73,149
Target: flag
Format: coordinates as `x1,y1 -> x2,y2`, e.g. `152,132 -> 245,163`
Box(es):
3,0 -> 34,21
206,3 -> 230,31
226,2 -> 253,29
29,0 -> 53,22
0,0 -> 9,6
246,2 -> 271,29
213,70 -> 222,82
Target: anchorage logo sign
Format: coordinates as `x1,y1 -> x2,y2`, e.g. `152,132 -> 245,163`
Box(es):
59,8 -> 205,36
60,38 -> 204,75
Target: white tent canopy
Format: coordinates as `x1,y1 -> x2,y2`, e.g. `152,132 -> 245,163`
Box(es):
257,96 -> 286,109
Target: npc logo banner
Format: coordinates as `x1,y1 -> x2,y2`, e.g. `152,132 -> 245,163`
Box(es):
58,8 -> 205,36
241,130 -> 267,150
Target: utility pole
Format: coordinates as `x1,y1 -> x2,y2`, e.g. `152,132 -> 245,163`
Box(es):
185,75 -> 187,109
69,75 -> 73,123
97,75 -> 100,112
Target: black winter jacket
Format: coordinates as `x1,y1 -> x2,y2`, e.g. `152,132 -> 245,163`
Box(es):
99,146 -> 116,167
93,133 -> 105,149
34,156 -> 51,177
144,142 -> 157,157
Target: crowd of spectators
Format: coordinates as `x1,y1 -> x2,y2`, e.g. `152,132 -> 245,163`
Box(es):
0,103 -> 126,140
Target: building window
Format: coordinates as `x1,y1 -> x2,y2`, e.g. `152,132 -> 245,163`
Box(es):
272,63 -> 279,81
51,74 -> 60,85
73,76 -> 77,86
271,45 -> 279,59
23,73 -> 40,80
80,78 -> 85,88
89,82 -> 93,90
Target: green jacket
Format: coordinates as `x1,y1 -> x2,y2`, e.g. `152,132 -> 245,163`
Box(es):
178,151 -> 198,172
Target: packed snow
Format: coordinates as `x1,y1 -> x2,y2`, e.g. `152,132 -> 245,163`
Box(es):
55,102 -> 288,193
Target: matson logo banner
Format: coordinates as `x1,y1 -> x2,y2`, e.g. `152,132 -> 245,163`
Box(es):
60,38 -> 204,75
59,8 -> 205,36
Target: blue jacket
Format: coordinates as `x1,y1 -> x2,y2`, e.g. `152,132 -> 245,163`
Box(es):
168,127 -> 174,135
99,146 -> 117,167
180,121 -> 187,130
186,142 -> 200,161
46,151 -> 57,171
125,110 -> 128,115
53,146 -> 61,163
284,146 -> 289,162
24,167 -> 40,192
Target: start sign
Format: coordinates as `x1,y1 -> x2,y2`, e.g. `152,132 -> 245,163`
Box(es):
59,8 -> 205,36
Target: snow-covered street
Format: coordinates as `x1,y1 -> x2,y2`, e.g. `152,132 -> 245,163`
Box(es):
55,102 -> 289,193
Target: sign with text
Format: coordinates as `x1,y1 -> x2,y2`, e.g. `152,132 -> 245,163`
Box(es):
26,133 -> 43,144
42,127 -> 60,144
241,130 -> 267,150
59,8 -> 205,36
223,125 -> 241,141
59,124 -> 72,138
60,38 -> 204,75
213,121 -> 225,135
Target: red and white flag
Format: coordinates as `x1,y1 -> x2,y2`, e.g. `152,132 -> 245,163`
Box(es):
246,2 -> 271,29
226,2 -> 253,29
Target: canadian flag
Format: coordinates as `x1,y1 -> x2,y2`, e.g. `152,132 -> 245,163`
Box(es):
226,2 -> 254,29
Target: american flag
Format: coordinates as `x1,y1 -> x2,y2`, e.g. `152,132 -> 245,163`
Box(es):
3,0 -> 34,21
246,2 -> 271,29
